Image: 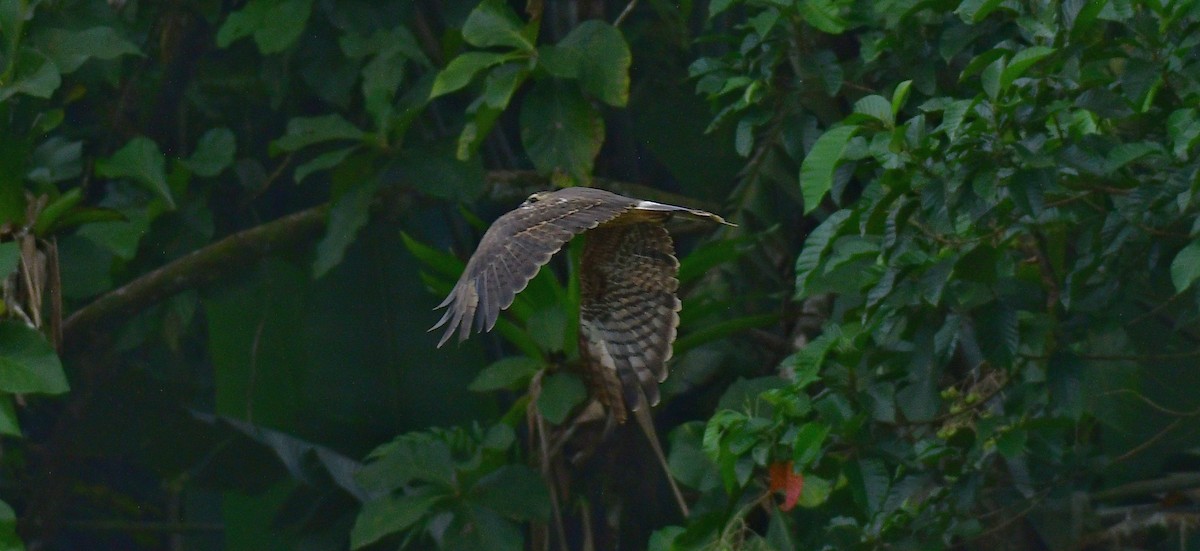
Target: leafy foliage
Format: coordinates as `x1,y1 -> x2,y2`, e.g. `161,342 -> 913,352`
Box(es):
1,0 -> 1199,550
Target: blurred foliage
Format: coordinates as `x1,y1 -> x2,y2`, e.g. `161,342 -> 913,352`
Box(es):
0,0 -> 1197,550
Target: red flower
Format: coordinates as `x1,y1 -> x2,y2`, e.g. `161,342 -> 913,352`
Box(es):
768,461 -> 804,511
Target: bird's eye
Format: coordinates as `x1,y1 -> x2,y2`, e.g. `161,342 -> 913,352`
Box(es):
526,193 -> 543,204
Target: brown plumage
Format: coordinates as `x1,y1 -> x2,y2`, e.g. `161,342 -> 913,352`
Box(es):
432,186 -> 731,421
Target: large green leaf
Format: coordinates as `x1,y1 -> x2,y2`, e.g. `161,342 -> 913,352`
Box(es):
430,52 -> 510,99
94,137 -> 175,208
853,95 -> 893,127
0,397 -> 19,437
351,491 -> 443,549
357,435 -> 457,491
1000,46 -> 1054,90
799,126 -> 858,213
955,0 -> 1005,23
0,322 -> 68,395
468,356 -> 543,392
462,0 -> 534,51
293,147 -> 357,185
536,372 -> 586,424
798,0 -> 847,33
1171,240 -> 1200,293
184,128 -> 236,177
0,48 -> 61,101
37,26 -> 141,73
519,80 -> 603,181
0,499 -> 21,551
216,0 -> 314,53
313,180 -> 380,279
557,21 -> 631,107
271,114 -> 365,153
26,137 -> 81,185
794,210 -> 851,298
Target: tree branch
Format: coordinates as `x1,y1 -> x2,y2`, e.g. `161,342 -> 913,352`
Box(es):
62,205 -> 328,349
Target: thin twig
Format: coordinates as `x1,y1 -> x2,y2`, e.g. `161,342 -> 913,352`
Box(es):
1098,389 -> 1200,418
613,0 -> 638,27
1109,418 -> 1185,465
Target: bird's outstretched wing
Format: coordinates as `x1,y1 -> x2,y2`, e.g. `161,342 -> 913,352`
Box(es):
432,189 -> 638,347
578,222 -> 681,422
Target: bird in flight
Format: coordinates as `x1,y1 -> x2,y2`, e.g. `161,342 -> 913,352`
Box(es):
432,186 -> 732,422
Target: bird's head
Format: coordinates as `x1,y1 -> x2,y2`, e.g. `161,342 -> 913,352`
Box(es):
523,191 -> 553,206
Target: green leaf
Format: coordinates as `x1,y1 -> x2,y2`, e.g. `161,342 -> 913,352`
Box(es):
1068,0 -> 1108,42
799,126 -> 858,214
293,146 -> 357,184
76,208 -> 149,260
454,64 -> 529,159
0,321 -> 69,395
216,0 -> 314,54
853,95 -> 893,127
271,114 -> 364,153
32,187 -> 83,236
798,474 -> 832,508
1105,141 -> 1159,172
735,117 -> 754,157
846,458 -> 889,515
935,99 -> 974,140
995,428 -> 1027,459
38,26 -> 141,73
536,45 -> 579,79
430,52 -> 510,99
780,332 -> 835,387
358,435 -> 456,491
798,0 -> 847,34
185,128 -> 236,177
350,491 -> 442,549
26,137 -> 81,185
462,0 -> 533,51
1171,241 -> 1200,293
1000,46 -> 1054,90
0,243 -> 17,280
313,180 -> 379,279
792,422 -> 829,468
709,0 -> 736,17
526,306 -> 566,353
955,0 -> 1005,23
481,63 -> 527,109
0,396 -> 20,437
557,21 -> 631,107
0,48 -> 61,101
891,80 -> 912,117
469,356 -> 542,392
537,372 -> 586,424
795,210 -> 851,297
0,499 -> 21,550
519,80 -> 604,182
444,508 -> 523,551
470,465 -> 551,521
95,137 -> 175,209
401,232 -> 465,281
981,56 -> 1004,100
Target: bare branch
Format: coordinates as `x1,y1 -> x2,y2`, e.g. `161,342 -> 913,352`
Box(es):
62,205 -> 328,349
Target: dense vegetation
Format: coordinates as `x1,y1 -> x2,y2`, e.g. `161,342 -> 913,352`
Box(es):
1,0 -> 1199,549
